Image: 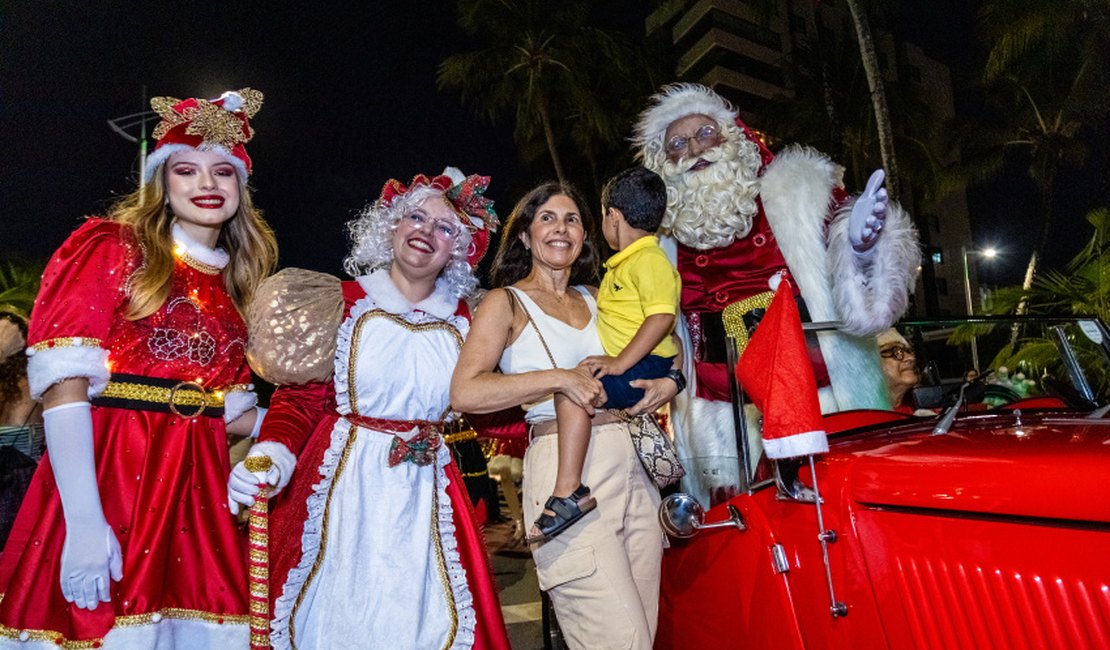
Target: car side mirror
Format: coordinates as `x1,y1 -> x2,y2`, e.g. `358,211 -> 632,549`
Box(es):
658,493 -> 746,538
912,385 -> 944,409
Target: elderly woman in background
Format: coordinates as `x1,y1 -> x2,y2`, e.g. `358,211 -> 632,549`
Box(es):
230,169 -> 510,650
878,328 -> 921,413
451,182 -> 679,650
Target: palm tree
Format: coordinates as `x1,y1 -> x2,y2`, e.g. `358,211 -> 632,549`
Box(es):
844,0 -> 901,199
986,207 -> 1110,323
437,0 -> 640,187
967,207 -> 1110,395
975,0 -> 1110,292
0,259 -> 43,318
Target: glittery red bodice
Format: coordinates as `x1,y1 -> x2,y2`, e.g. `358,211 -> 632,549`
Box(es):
29,218 -> 249,389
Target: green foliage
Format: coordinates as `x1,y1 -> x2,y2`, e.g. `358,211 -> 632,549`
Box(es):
0,259 -> 43,318
985,207 -> 1110,322
437,0 -> 663,193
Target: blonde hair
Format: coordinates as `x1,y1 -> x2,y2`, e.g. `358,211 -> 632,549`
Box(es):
109,167 -> 278,320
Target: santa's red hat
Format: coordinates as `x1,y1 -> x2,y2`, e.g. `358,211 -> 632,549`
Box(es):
144,88 -> 263,182
735,279 -> 829,459
632,82 -> 773,166
379,167 -> 500,268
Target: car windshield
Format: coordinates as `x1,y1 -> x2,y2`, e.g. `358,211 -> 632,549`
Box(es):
893,316 -> 1110,413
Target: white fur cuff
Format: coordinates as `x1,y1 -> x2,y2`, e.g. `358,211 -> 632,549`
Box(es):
762,430 -> 830,460
26,345 -> 110,400
224,389 -> 258,424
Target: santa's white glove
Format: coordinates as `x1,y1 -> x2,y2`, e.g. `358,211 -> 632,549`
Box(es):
849,169 -> 889,255
44,402 -> 123,610
227,440 -> 296,515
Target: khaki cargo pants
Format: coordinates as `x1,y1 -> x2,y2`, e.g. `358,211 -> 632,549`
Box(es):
524,421 -> 664,650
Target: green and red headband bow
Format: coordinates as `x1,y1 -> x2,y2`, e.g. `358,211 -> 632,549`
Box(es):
379,167 -> 499,266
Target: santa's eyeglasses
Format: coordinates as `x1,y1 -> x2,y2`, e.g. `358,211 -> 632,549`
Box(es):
666,124 -> 720,157
879,345 -> 915,361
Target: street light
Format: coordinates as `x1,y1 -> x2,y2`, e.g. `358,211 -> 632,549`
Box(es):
962,245 -> 998,371
108,87 -> 158,189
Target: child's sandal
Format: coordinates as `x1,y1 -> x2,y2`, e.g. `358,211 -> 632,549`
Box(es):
525,484 -> 596,544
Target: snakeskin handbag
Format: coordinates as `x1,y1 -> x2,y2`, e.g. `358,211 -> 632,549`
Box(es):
507,288 -> 686,490
617,410 -> 686,489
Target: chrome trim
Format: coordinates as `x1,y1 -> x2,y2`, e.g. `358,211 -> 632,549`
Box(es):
770,543 -> 789,574
658,493 -> 746,539
809,455 -> 848,619
774,458 -> 820,503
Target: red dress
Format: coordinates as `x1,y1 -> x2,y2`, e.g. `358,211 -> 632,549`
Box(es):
0,220 -> 255,648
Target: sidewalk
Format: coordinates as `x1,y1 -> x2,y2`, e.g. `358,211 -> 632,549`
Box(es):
485,519 -> 545,649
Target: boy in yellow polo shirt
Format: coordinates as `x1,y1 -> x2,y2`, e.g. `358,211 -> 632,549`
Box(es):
529,166 -> 682,543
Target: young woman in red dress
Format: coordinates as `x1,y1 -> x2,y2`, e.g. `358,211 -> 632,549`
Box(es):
0,89 -> 277,649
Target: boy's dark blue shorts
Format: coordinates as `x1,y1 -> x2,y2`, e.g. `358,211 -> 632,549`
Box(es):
600,354 -> 675,409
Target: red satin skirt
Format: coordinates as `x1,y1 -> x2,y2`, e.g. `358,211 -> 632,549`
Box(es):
0,406 -> 248,644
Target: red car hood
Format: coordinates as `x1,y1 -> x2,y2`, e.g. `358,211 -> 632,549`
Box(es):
839,414 -> 1110,524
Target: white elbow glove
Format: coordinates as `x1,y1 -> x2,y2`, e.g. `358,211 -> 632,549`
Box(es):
249,406 -> 267,439
227,440 -> 296,515
44,402 -> 123,611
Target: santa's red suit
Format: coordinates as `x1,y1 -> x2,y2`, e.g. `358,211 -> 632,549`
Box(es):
635,84 -> 920,505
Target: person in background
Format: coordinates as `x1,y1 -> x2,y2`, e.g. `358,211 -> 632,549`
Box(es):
877,328 -> 921,414
0,310 -> 44,547
0,89 -> 276,648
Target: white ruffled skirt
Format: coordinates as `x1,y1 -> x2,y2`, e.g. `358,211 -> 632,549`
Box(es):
271,420 -> 476,649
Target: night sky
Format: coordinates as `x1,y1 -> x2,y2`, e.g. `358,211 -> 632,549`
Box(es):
1,2 -> 1101,288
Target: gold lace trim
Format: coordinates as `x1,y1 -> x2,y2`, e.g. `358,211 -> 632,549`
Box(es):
431,461 -> 459,649
346,309 -> 463,417
289,423 -> 358,650
30,337 -> 102,352
442,429 -> 478,445
0,597 -> 248,649
721,291 -> 775,356
99,380 -> 226,408
176,250 -> 223,275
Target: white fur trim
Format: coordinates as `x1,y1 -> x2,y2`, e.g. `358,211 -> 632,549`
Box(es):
219,91 -> 244,112
356,268 -> 458,320
757,146 -> 893,410
762,429 -> 829,459
827,200 -> 920,336
143,143 -> 248,182
172,223 -> 230,270
223,388 -> 258,424
633,83 -> 737,162
6,612 -> 247,649
26,344 -> 109,400
759,145 -> 843,324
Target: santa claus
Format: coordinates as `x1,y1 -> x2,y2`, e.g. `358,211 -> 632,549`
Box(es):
633,83 -> 920,506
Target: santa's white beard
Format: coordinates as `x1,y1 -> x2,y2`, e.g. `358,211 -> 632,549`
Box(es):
658,136 -> 763,250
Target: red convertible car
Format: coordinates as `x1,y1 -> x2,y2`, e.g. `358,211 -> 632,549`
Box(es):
656,317 -> 1110,649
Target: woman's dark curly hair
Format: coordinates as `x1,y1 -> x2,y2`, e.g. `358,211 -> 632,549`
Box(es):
489,181 -> 601,288
0,311 -> 29,407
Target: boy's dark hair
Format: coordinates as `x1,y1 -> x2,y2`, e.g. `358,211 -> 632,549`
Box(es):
601,166 -> 667,232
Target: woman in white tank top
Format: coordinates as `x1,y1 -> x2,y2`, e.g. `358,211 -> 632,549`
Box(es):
452,182 -> 678,650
